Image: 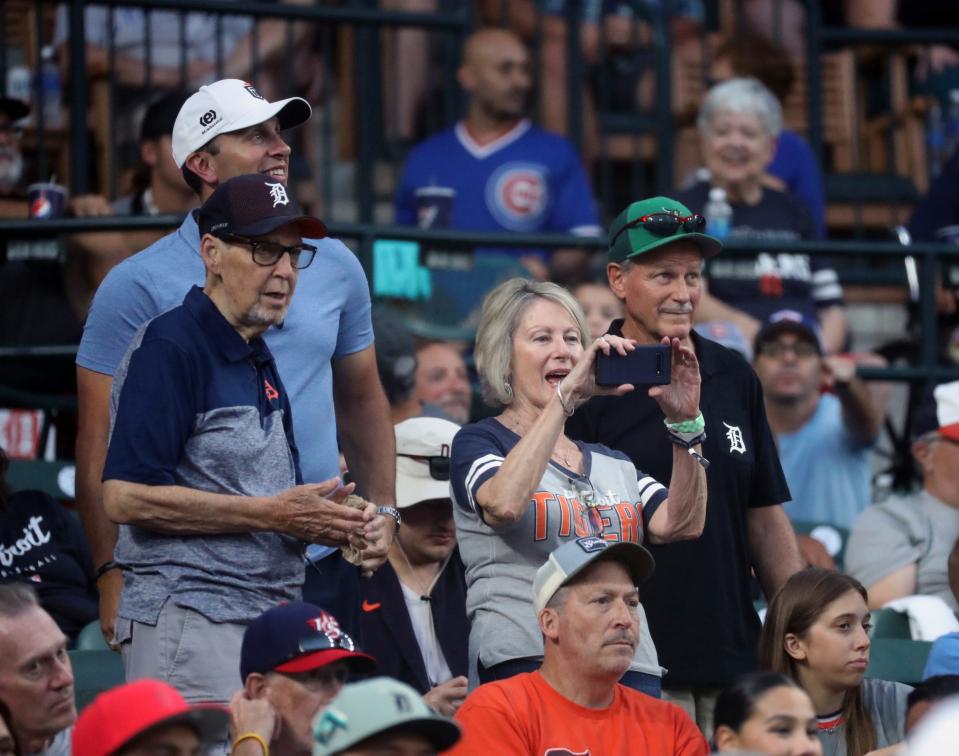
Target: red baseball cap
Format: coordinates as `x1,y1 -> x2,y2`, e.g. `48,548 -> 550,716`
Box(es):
72,679 -> 228,756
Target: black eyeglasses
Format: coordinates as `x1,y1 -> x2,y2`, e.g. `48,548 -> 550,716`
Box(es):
397,453 -> 450,481
612,212 -> 707,245
220,234 -> 317,269
757,340 -> 819,359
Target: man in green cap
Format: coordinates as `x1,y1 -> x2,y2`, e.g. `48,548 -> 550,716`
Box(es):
567,196 -> 803,736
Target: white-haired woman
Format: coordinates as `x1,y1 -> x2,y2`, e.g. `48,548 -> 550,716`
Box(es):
449,278 -> 707,697
677,76 -> 846,354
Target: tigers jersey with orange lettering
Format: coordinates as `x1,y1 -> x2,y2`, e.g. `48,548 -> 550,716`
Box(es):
449,417 -> 667,679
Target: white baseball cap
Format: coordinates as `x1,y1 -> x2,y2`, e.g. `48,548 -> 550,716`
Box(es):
172,79 -> 311,168
394,417 -> 459,509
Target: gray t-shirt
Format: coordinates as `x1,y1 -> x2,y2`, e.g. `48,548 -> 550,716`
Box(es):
450,418 -> 668,678
846,490 -> 959,612
816,679 -> 911,756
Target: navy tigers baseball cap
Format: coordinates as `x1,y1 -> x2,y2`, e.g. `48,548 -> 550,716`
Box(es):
198,174 -> 327,239
240,602 -> 377,680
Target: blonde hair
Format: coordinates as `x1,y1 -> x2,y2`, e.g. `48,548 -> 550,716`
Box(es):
474,278 -> 588,407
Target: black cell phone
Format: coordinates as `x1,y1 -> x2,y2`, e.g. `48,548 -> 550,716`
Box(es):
595,344 -> 671,386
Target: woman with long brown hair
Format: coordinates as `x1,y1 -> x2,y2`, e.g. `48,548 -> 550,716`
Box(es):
758,569 -> 911,756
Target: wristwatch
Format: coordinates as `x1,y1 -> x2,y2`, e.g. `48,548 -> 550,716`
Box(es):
376,506 -> 402,532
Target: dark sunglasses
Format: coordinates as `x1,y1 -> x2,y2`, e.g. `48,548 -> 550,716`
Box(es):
612,212 -> 707,246
220,233 -> 317,269
397,453 -> 451,481
291,627 -> 357,659
757,340 -> 819,359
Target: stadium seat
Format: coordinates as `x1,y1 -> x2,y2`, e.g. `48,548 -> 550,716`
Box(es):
865,638 -> 933,685
870,608 -> 912,640
75,620 -> 111,651
68,649 -> 125,711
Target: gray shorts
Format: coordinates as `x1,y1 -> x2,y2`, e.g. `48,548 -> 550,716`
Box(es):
116,599 -> 246,705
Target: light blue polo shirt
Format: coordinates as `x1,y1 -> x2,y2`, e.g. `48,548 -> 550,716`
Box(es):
79,211 -> 372,483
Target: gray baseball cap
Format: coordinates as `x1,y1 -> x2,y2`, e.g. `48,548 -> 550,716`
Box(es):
532,536 -> 656,614
312,678 -> 461,755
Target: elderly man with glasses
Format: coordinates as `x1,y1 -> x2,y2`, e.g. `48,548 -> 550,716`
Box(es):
359,417 -> 469,717
101,174 -> 394,709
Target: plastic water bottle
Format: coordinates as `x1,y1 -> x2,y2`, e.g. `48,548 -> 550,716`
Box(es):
946,90 -> 959,159
704,187 -> 732,239
927,99 -> 946,179
6,65 -> 32,123
37,46 -> 62,128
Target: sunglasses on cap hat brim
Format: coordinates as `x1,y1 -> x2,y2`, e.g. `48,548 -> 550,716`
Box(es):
611,212 -> 707,246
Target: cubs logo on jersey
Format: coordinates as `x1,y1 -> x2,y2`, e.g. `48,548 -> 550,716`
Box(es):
486,162 -> 550,232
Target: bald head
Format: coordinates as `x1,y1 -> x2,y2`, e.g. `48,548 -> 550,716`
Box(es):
458,28 -> 531,124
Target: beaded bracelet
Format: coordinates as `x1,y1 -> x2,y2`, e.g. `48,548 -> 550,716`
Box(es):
664,412 -> 705,434
232,733 -> 269,756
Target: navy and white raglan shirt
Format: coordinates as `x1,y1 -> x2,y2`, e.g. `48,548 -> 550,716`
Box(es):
394,120 -> 602,248
675,181 -> 842,323
450,418 -> 667,678
103,286 -> 303,626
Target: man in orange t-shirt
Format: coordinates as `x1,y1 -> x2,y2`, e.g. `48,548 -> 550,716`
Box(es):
449,537 -> 708,755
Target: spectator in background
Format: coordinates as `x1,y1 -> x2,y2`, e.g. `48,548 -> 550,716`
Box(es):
72,679 -> 228,756
75,79 -> 395,651
373,309 -> 422,424
568,197 -> 803,733
0,583 -> 75,756
447,538 -> 708,755
69,91 -> 196,295
708,33 -> 827,238
313,678 -> 461,756
452,277 -> 706,694
572,279 -> 624,341
921,539 -> 959,679
676,77 -> 847,354
905,675 -> 959,734
712,672 -> 821,755
752,311 -> 887,534
359,418 -> 468,716
231,602 -> 377,756
415,342 -> 472,426
0,448 -> 97,640
759,569 -> 911,756
0,97 -> 29,216
394,27 -> 602,282
846,381 -> 959,612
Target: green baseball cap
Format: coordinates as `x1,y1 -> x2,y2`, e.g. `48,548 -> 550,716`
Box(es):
313,678 -> 461,755
608,196 -> 723,263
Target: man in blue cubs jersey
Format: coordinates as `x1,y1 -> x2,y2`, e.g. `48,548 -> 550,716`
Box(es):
394,27 -> 601,279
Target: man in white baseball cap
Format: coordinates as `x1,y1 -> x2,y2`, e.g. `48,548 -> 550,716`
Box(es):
359,417 -> 469,718
75,77 -> 397,653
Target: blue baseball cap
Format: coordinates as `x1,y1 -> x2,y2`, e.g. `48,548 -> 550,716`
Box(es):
754,309 -> 823,355
240,602 -> 376,680
198,174 -> 327,239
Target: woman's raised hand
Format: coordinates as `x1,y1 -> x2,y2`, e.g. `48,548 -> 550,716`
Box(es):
559,334 -> 637,409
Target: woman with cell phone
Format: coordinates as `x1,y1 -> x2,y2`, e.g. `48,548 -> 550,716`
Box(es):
448,277 -> 707,697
